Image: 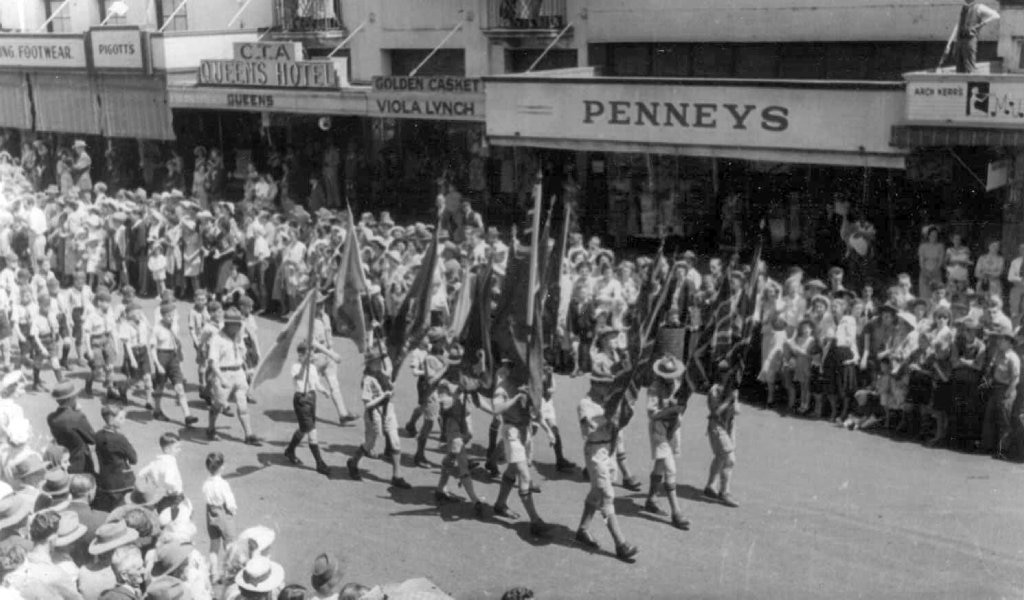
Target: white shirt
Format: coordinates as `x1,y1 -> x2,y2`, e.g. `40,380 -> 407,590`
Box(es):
201,474 -> 237,513
1008,256 -> 1024,284
291,362 -> 328,395
139,453 -> 183,498
834,314 -> 860,363
27,206 -> 47,236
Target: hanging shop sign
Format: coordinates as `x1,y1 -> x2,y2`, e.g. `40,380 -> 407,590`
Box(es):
368,76 -> 485,122
88,27 -> 144,71
0,34 -> 86,69
906,74 -> 1024,125
198,41 -> 342,89
484,76 -> 906,164
987,158 -> 1012,191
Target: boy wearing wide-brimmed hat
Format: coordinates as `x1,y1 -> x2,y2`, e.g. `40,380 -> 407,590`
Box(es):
641,355 -> 691,531
347,347 -> 411,489
206,308 -> 261,446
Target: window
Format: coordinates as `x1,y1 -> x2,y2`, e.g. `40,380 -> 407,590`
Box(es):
156,0 -> 188,31
389,49 -> 465,77
42,0 -> 72,33
99,0 -> 127,25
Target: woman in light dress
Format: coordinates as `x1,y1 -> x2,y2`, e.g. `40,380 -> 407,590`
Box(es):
974,239 -> 1004,299
944,233 -> 971,287
917,227 -> 945,300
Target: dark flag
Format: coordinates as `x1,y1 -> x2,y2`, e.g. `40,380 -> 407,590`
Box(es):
387,223 -> 440,376
460,266 -> 494,379
333,210 -> 368,352
447,265 -> 475,340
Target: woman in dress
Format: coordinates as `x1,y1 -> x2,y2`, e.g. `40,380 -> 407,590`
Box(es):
192,148 -> 210,210
181,216 -> 204,300
974,239 -> 1004,299
917,227 -> 945,300
945,233 -> 971,288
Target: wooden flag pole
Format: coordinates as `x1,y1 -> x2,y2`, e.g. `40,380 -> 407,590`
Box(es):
526,169 -> 543,327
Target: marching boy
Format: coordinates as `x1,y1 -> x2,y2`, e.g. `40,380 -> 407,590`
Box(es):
346,348 -> 412,489
704,362 -> 740,508
80,289 -> 117,398
283,340 -> 331,476
118,302 -> 153,409
642,355 -> 690,530
433,343 -> 486,516
151,301 -> 199,426
189,289 -> 210,398
31,292 -> 65,390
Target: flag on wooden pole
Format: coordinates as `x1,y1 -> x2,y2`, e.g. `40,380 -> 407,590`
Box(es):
251,289 -> 315,389
333,207 -> 368,352
386,223 -> 440,377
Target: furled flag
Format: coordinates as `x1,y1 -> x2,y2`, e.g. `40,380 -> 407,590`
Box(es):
251,289 -> 315,390
447,265 -> 476,340
333,208 -> 368,352
386,223 -> 440,376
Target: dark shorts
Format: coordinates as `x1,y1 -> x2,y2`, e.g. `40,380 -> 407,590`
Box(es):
89,335 -> 115,373
206,504 -> 236,542
123,347 -> 151,379
824,347 -> 856,397
293,391 -> 317,433
0,312 -> 11,340
154,349 -> 184,387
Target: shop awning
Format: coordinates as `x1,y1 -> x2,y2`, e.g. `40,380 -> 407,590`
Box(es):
0,72 -> 31,129
891,124 -> 1024,148
167,82 -> 370,116
97,74 -> 175,141
30,72 -> 102,135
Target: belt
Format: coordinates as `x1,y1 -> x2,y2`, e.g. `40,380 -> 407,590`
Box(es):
157,348 -> 178,354
585,439 -> 613,445
90,333 -> 109,342
221,365 -> 243,371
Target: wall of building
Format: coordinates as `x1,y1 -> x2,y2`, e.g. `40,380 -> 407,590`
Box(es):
582,0 -> 998,43
0,0 -> 272,33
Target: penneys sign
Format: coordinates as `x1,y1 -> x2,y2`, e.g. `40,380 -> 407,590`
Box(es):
198,41 -> 342,89
368,76 -> 485,122
484,77 -> 906,162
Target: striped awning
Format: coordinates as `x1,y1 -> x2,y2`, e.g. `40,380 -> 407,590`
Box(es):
31,72 -> 102,135
891,124 -> 1024,148
96,74 -> 174,141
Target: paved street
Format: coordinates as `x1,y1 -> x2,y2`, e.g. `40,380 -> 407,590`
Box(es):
16,300 -> 1024,600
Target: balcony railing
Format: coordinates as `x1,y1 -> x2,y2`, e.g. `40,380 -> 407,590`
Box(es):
274,0 -> 344,33
485,0 -> 567,30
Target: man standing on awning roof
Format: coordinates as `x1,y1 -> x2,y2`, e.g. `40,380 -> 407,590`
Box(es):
941,0 -> 1000,73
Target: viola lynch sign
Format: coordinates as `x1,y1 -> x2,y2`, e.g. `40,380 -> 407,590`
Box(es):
485,77 -> 905,159
368,76 -> 485,122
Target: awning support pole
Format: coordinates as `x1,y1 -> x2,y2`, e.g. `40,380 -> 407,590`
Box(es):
226,0 -> 258,29
328,14 -> 375,58
947,148 -> 987,188
409,15 -> 468,76
158,0 -> 192,33
37,0 -> 72,32
526,22 -> 574,72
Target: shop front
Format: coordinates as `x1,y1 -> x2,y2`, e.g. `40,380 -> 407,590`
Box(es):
0,29 -> 174,190
484,69 -> 909,268
166,38 -> 368,205
366,74 -> 488,221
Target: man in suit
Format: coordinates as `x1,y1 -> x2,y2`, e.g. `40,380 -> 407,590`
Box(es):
68,474 -> 108,539
46,382 -> 96,475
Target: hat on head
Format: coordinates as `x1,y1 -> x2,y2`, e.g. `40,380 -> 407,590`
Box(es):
595,324 -> 619,340
159,302 -> 176,315
804,279 -> 827,291
53,511 -> 87,548
652,355 -> 684,380
896,311 -> 918,330
94,290 -> 112,303
446,343 -> 465,364
73,140 -> 87,148
236,556 -> 285,593
239,525 -> 275,553
144,576 -> 192,600
150,541 -> 193,577
310,552 -> 344,594
831,289 -> 856,302
238,295 -> 254,308
827,266 -> 844,277
13,454 -> 45,481
810,294 -> 830,308
43,469 -> 72,506
897,273 -> 911,284
51,381 -> 78,404
223,308 -> 243,324
0,495 -> 31,531
958,317 -> 981,330
89,520 -> 140,555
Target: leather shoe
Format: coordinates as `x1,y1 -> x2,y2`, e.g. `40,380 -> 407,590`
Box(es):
643,501 -> 668,516
574,529 -> 599,548
244,436 -> 263,447
391,477 -> 412,489
434,490 -> 461,505
493,504 -> 520,520
346,458 -> 362,481
615,542 -> 639,561
315,462 -> 331,476
622,477 -> 643,492
702,486 -> 719,500
718,493 -> 739,508
284,450 -> 303,466
671,515 -> 691,530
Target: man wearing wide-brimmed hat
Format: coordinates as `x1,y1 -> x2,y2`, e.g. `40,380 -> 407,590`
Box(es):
46,381 -> 96,476
980,322 -> 1020,460
206,308 -> 261,446
640,355 -> 691,531
80,520 -> 139,599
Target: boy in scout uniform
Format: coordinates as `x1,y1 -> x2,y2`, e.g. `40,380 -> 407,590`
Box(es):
189,289 -> 210,399
46,278 -> 73,371
433,343 -> 486,516
642,355 -> 690,530
238,296 -> 261,406
117,302 -> 153,409
310,296 -> 355,423
284,340 -> 331,476
482,363 -> 552,538
30,292 -> 64,390
347,347 -> 412,489
80,289 -> 117,399
575,377 -> 639,561
66,270 -> 93,366
152,301 -> 199,427
704,363 -> 740,508
412,328 -> 449,468
981,322 -> 1021,460
206,308 -> 261,445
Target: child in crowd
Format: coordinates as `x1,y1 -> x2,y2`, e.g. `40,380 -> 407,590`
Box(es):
147,241 -> 168,298
139,432 -> 183,503
202,451 -> 237,583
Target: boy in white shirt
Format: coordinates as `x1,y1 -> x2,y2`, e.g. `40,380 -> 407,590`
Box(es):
139,432 -> 183,503
283,341 -> 330,476
202,451 -> 236,583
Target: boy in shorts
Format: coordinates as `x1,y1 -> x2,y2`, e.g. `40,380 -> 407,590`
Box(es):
433,343 -> 486,516
80,289 -> 116,398
283,341 -> 330,476
151,302 -> 198,426
347,348 -> 411,489
202,451 -> 236,583
704,364 -> 740,508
